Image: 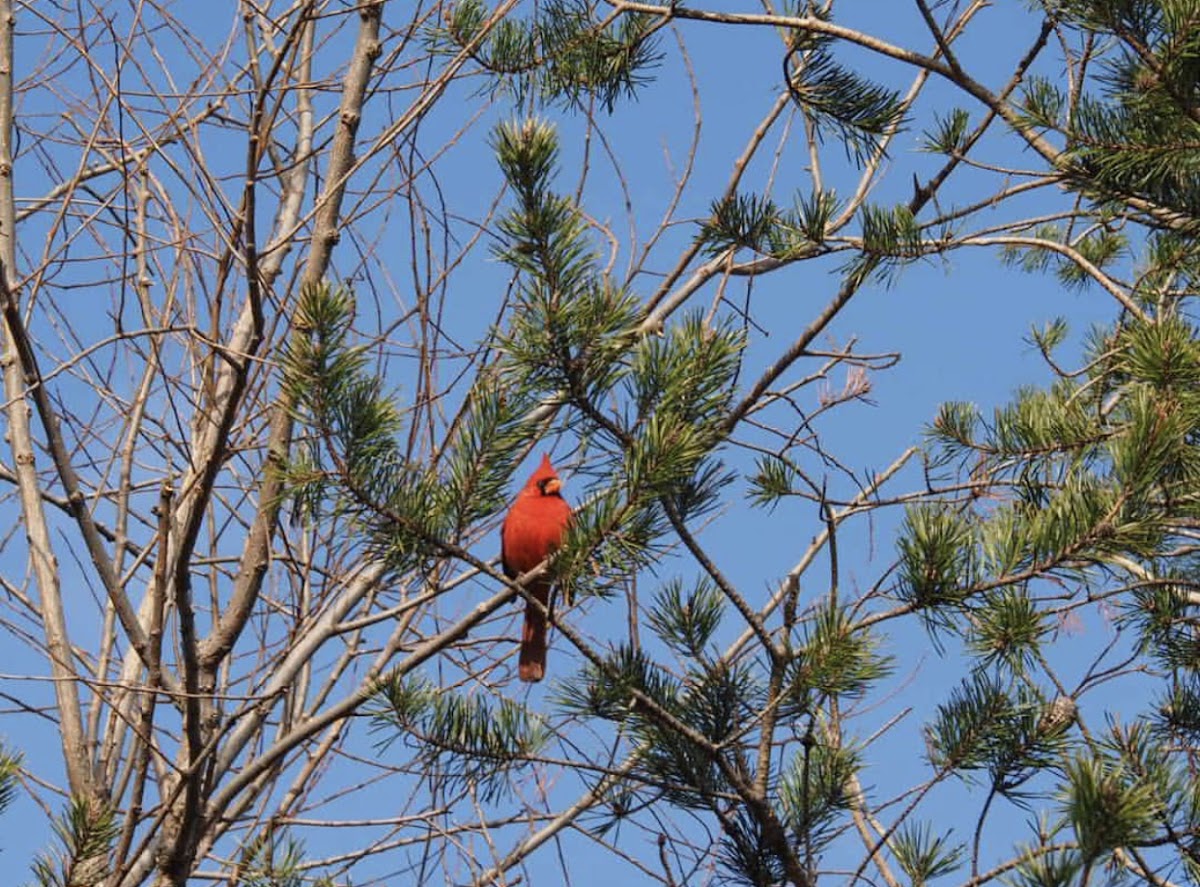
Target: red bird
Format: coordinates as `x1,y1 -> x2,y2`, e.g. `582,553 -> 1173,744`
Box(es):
501,454 -> 571,682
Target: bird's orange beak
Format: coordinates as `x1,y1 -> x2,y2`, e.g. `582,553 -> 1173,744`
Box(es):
543,478 -> 562,495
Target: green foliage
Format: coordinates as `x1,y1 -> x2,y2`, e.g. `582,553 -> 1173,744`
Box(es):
1007,842 -> 1082,887
748,454 -> 800,508
790,602 -> 893,706
559,576 -> 889,885
1023,478 -> 1124,561
696,189 -> 839,258
1024,1 -> 1200,221
718,807 -> 788,887
860,203 -> 921,259
1026,316 -> 1070,356
284,284 -> 394,477
1154,675 -> 1200,745
1122,583 -> 1199,669
647,577 -> 726,660
696,187 -> 931,288
441,378 -> 546,535
627,313 -> 743,452
493,118 -> 642,407
1060,722 -> 1170,863
926,673 -> 1017,774
1109,386 -> 1195,495
795,188 -> 841,244
0,745 -> 17,817
896,503 -> 976,620
28,0 -> 1200,884
890,820 -> 965,885
785,27 -> 906,164
619,404 -> 728,518
1119,571 -> 1200,751
990,381 -> 1099,456
555,643 -> 682,723
1019,74 -> 1066,130
555,486 -> 661,600
371,674 -> 548,802
966,586 -> 1045,676
1134,231 -> 1200,308
921,351 -> 1200,852
1002,226 -> 1127,292
675,661 -> 760,748
1061,230 -> 1127,290
923,311 -> 1200,619
238,830 -> 340,887
1116,315 -> 1200,391
920,108 -> 971,155
557,649 -> 765,813
697,192 -> 784,256
0,745 -> 18,865
434,0 -> 661,111
929,401 -> 980,451
29,798 -> 118,887
286,34 -> 1200,885
1001,224 -> 1063,275
283,283 -> 414,538
557,648 -> 765,823
779,740 -> 860,852
855,202 -> 924,286
914,287 -> 1200,880
926,675 -> 1069,797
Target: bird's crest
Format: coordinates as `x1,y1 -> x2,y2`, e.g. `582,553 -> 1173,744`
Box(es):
529,453 -> 559,483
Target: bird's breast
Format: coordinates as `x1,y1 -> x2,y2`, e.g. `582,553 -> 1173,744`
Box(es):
502,501 -> 570,575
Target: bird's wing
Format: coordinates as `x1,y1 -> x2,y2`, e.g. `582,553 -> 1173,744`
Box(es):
500,515 -> 518,579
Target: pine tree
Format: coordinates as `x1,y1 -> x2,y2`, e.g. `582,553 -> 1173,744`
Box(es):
354,2 -> 1200,885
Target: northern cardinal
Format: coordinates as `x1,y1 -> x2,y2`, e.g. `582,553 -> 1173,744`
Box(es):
501,454 -> 571,682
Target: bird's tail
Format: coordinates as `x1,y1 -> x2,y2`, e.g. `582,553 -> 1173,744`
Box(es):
518,583 -> 550,682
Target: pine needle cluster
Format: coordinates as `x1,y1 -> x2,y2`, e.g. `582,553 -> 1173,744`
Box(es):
783,14 -> 906,165
371,674 -> 548,803
237,830 -> 341,887
29,798 -> 118,887
432,0 -> 661,111
1027,0 -> 1200,222
0,746 -> 17,819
